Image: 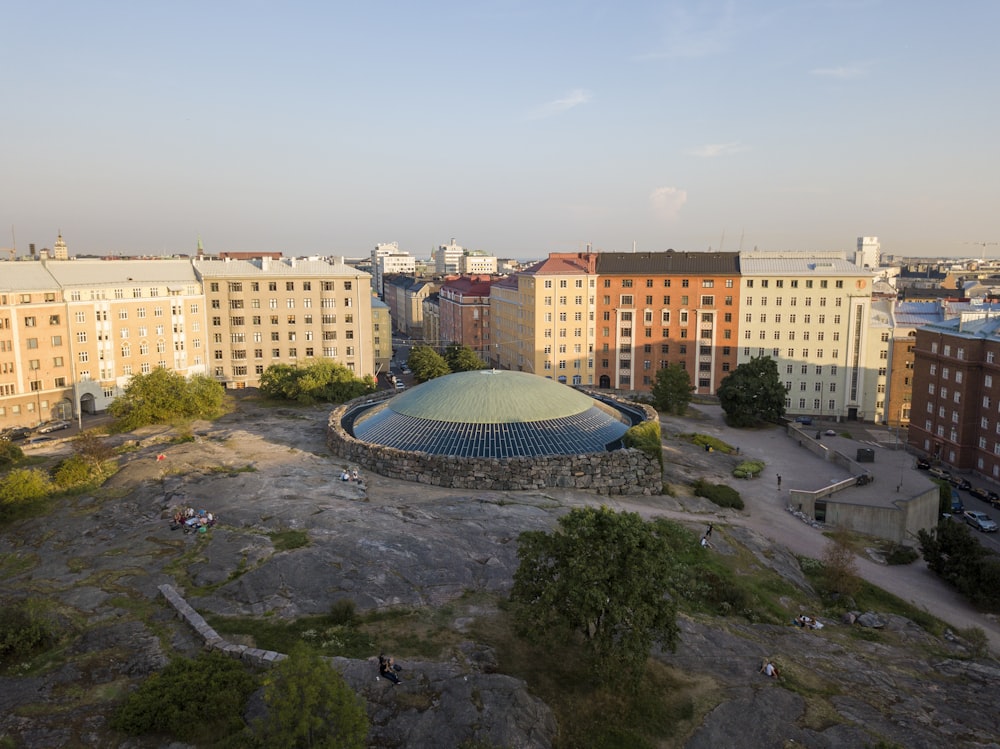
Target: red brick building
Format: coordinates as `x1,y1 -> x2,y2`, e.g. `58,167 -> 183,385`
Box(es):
438,275 -> 496,358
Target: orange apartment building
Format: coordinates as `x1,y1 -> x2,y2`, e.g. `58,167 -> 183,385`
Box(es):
593,251 -> 741,394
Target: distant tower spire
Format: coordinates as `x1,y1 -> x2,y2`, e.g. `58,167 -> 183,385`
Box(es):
53,231 -> 68,260
197,236 -> 204,258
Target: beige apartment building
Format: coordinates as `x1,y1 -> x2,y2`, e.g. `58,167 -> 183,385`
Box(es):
0,259 -> 206,431
491,253 -> 598,383
193,257 -> 374,388
738,252 -> 874,421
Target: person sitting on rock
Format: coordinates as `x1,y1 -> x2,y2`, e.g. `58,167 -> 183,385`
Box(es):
378,654 -> 402,684
760,658 -> 779,679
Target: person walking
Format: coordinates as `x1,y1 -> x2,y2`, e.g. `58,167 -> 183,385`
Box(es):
777,474 -> 782,489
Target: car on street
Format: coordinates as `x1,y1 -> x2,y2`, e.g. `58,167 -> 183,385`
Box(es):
793,416 -> 813,425
394,381 -> 406,391
916,458 -> 931,470
0,427 -> 32,442
824,429 -> 837,436
401,365 -> 411,374
969,486 -> 992,502
37,419 -> 71,434
928,467 -> 952,481
948,476 -> 972,491
963,510 -> 999,532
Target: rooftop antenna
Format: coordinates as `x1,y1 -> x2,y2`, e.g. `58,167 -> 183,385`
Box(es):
632,240 -> 636,253
738,228 -> 745,252
718,230 -> 726,252
964,241 -> 999,263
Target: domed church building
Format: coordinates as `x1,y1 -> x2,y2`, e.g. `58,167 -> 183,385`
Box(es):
329,370 -> 661,495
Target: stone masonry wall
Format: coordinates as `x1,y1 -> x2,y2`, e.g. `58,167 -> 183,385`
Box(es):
327,396 -> 662,495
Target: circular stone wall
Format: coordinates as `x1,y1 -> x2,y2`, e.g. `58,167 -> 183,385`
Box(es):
327,372 -> 661,495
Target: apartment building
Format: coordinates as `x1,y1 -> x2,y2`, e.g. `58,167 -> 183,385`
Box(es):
370,242 -> 415,298
193,257 -> 373,388
908,313 -> 1000,476
0,259 -> 206,431
738,253 -> 874,421
0,264 -> 73,429
458,252 -> 498,275
434,239 -> 464,274
371,296 -> 391,375
438,275 -> 494,358
382,275 -> 439,338
491,253 -> 598,383
594,251 -> 740,394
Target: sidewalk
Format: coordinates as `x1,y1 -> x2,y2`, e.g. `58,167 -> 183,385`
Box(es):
655,404 -> 1000,653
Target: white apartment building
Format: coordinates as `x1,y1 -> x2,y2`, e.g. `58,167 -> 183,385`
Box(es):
855,236 -> 881,270
371,242 -> 415,298
459,252 -> 498,275
738,252 -> 874,421
435,239 -> 464,275
864,299 -> 893,424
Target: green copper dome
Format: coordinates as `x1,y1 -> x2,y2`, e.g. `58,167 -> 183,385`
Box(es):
351,370 -> 632,458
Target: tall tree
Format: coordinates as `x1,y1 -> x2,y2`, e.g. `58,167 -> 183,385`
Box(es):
651,363 -> 694,415
406,345 -> 451,382
717,356 -> 787,427
108,369 -> 226,430
259,360 -> 375,404
510,507 -> 680,686
444,344 -> 488,372
256,644 -> 368,749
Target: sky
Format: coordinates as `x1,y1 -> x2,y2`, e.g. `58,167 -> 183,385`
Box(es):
3,1 -> 999,261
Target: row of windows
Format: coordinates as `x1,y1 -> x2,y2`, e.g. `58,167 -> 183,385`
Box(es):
745,347 -> 840,361
601,278 -> 735,289
785,398 -> 839,409
786,382 -> 837,392
211,280 -> 354,293
745,313 -> 840,324
744,330 -> 838,341
747,279 -> 844,289
745,297 -> 842,307
66,288 -> 195,301
211,314 -> 354,327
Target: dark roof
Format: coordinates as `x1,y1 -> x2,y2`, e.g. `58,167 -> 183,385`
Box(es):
595,250 -> 740,274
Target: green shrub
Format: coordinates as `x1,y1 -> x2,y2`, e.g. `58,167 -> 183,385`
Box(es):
691,479 -> 744,510
0,440 -> 23,469
883,544 -> 919,566
111,651 -> 257,743
681,433 -> 733,453
0,468 -> 54,521
0,601 -> 57,662
623,420 -> 663,467
269,529 -> 309,552
732,460 -> 765,479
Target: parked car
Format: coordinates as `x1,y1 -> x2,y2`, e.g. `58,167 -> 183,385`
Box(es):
824,429 -> 837,436
990,492 -> 1000,509
0,427 -> 32,442
928,467 -> 952,481
963,510 -> 999,532
915,458 -> 931,470
37,419 -> 71,434
401,365 -> 411,374
394,381 -> 406,391
951,490 -> 965,514
948,476 -> 972,491
794,416 -> 813,425
969,486 -> 991,502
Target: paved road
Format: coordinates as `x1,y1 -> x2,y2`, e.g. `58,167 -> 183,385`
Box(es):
614,404 -> 1000,653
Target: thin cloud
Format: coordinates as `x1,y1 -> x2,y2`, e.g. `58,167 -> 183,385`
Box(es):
810,63 -> 869,79
650,186 -> 688,221
689,141 -> 746,158
525,89 -> 593,120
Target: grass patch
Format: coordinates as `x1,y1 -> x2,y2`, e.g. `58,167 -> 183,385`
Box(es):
269,529 -> 309,551
691,479 -> 744,510
678,433 -> 735,453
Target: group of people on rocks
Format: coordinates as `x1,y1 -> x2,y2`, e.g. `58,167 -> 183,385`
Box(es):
169,507 -> 216,534
340,467 -> 362,483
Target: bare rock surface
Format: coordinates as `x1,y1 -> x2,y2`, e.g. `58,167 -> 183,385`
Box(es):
1,397 -> 1000,747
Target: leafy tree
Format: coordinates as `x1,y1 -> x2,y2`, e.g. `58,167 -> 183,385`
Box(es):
651,363 -> 694,416
406,345 -> 451,383
510,507 -> 680,686
260,360 -> 376,404
0,468 -> 53,508
255,644 -> 368,749
112,651 -> 256,743
717,356 -> 786,427
918,520 -> 1000,611
444,344 -> 488,372
109,368 -> 226,430
820,529 -> 861,598
0,439 -> 23,469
